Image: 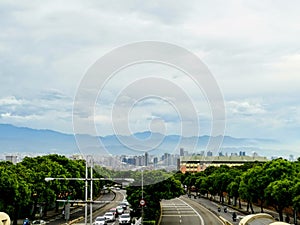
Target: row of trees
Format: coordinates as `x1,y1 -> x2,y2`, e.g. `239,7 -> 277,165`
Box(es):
180,158 -> 300,221
1,154 -> 299,223
0,154 -> 183,224
0,154 -> 108,225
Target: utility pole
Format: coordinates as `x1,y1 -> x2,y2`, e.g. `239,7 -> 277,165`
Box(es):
85,158 -> 88,225
89,156 -> 93,225
141,168 -> 144,225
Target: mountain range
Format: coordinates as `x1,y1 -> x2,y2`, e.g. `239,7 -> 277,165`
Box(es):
0,123 -> 283,158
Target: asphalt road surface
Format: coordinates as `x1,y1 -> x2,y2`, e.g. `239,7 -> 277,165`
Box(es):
160,197 -> 224,225
90,190 -> 130,225
48,190 -> 126,225
183,195 -> 242,225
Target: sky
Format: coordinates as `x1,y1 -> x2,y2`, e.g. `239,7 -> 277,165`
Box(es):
0,0 -> 300,150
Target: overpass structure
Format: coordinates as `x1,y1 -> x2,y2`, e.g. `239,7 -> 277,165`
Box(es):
0,212 -> 10,225
239,213 -> 290,225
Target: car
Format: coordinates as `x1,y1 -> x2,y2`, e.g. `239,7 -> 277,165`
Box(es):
118,213 -> 131,225
94,216 -> 107,225
118,202 -> 127,210
116,206 -> 124,215
122,200 -> 129,206
104,212 -> 115,222
109,208 -> 118,217
32,220 -> 46,225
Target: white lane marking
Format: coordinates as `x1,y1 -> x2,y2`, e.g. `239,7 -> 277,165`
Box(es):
177,198 -> 205,225
181,196 -> 225,225
162,215 -> 198,217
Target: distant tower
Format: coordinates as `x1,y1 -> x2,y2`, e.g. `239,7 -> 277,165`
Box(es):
153,157 -> 158,167
207,151 -> 213,157
239,151 -> 246,156
180,148 -> 184,156
145,152 -> 149,166
177,158 -> 181,171
164,153 -> 171,166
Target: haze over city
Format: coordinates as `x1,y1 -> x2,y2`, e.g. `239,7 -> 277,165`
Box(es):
0,1 -> 299,156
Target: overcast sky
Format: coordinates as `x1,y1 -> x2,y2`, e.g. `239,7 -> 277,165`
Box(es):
0,0 -> 299,149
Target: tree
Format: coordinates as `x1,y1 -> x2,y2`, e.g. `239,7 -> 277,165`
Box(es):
265,178 -> 294,221
126,170 -> 184,222
195,173 -> 208,197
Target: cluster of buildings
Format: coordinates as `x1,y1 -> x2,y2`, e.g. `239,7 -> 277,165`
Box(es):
81,148 -> 270,173
3,148 -> 296,174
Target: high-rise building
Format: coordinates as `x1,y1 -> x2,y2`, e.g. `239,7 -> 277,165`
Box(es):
153,157 -> 158,167
180,148 -> 184,156
207,151 -> 213,156
239,151 -> 246,156
164,153 -> 171,166
145,152 -> 149,166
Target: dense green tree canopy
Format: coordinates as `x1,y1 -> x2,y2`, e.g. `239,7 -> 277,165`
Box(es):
126,170 -> 184,222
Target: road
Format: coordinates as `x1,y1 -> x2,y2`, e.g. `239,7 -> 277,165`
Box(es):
48,190 -> 126,225
160,197 -> 224,225
76,190 -> 128,225
183,195 -> 241,225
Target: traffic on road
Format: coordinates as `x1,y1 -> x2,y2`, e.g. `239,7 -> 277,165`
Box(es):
92,195 -> 132,225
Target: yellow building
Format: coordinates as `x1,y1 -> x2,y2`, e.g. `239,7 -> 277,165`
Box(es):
180,155 -> 268,173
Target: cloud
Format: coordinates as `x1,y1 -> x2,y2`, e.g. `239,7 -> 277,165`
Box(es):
228,100 -> 266,116
0,0 -> 300,146
0,92 -> 72,132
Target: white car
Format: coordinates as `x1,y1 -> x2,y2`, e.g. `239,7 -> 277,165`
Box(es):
118,213 -> 131,225
104,212 -> 115,222
116,206 -> 124,215
94,216 -> 107,225
32,220 -> 46,225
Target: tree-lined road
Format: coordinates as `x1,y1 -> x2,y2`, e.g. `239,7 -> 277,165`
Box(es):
48,190 -> 125,225
160,197 -> 223,225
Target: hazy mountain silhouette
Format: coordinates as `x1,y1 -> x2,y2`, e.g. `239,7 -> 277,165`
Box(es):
0,124 -> 277,156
